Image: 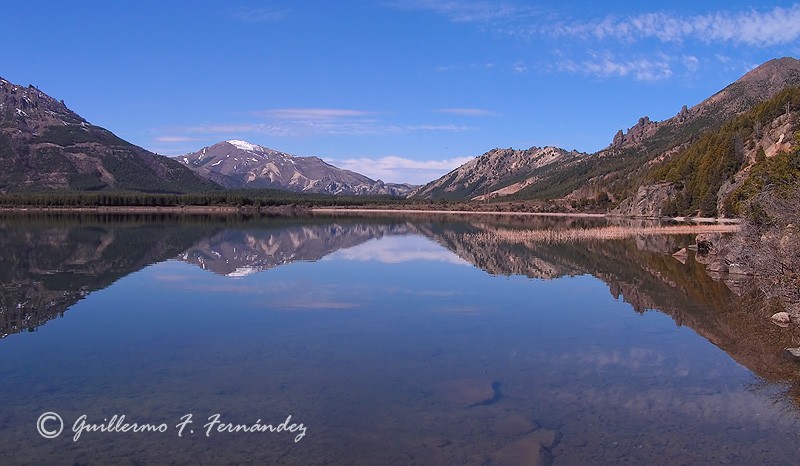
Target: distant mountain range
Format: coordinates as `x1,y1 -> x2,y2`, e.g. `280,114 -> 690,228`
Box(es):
0,76 -> 412,196
1,56 -> 798,211
414,57 -> 800,216
0,77 -> 217,193
176,140 -> 416,196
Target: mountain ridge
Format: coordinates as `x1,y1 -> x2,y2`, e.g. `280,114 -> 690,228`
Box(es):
0,76 -> 217,193
413,57 -> 800,211
176,140 -> 416,196
410,146 -> 586,200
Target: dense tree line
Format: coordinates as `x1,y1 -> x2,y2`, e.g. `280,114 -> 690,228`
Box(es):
0,189 -> 410,208
652,86 -> 800,217
726,145 -> 800,215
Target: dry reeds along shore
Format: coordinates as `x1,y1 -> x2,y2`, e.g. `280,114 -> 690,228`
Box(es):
467,224 -> 741,244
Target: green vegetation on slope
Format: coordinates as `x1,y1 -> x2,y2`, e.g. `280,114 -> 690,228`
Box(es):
0,189 -> 410,208
652,86 -> 800,217
726,144 -> 800,215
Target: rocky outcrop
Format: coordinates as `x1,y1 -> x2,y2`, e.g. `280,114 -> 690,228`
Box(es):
611,130 -> 625,148
676,105 -> 689,123
612,182 -> 677,217
715,111 -> 799,214
610,116 -> 659,149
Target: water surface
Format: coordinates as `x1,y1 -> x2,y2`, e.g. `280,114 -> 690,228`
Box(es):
1,214 -> 798,464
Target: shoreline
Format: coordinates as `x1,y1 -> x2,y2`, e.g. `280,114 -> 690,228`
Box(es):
311,207 -> 742,224
313,207 -> 606,218
0,205 -> 743,224
0,205 -> 299,214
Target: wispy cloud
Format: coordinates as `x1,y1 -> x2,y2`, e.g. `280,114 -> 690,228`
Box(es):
546,5 -> 800,46
154,136 -> 204,143
435,62 -> 495,72
385,0 -> 535,24
394,2 -> 800,83
230,6 -> 290,23
252,108 -> 377,120
326,155 -> 473,184
556,52 -> 699,81
437,108 -> 496,117
173,108 -> 473,138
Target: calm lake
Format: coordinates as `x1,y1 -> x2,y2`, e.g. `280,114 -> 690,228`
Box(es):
1,213 -> 798,465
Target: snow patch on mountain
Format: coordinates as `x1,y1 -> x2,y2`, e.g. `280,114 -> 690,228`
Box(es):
226,140 -> 261,152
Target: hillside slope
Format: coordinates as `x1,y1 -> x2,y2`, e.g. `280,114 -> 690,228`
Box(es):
412,57 -> 800,208
0,77 -> 218,193
410,146 -> 585,200
613,86 -> 799,217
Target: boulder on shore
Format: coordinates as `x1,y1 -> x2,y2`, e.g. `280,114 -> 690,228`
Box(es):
771,312 -> 791,326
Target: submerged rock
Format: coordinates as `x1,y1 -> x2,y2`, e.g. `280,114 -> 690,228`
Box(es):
785,347 -> 800,359
523,429 -> 562,450
491,428 -> 561,466
771,312 -> 791,326
493,415 -> 539,437
437,378 -> 496,407
491,436 -> 554,466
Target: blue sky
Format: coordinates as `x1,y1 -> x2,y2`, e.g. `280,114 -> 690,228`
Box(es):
2,1 -> 800,184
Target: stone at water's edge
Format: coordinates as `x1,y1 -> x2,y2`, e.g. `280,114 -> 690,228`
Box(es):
672,247 -> 688,257
612,182 -> 677,217
696,236 -> 715,255
771,312 -> 791,326
785,347 -> 800,359
672,247 -> 688,265
491,435 -> 555,466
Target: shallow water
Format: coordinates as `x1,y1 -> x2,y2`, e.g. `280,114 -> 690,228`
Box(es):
1,214 -> 799,465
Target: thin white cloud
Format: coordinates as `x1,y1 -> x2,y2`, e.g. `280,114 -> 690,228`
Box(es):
252,108 -> 377,120
558,58 -> 672,81
326,155 -> 473,184
556,52 -> 703,81
404,124 -> 472,131
437,108 -> 496,117
154,136 -> 203,143
230,6 -> 290,23
435,62 -> 496,72
175,108 -> 472,138
385,0 -> 535,24
548,5 -> 800,46
391,1 -> 800,47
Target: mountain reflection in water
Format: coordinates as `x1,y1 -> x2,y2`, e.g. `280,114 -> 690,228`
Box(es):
1,213 -> 799,464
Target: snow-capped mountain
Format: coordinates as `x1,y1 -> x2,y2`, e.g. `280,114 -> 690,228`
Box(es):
176,140 -> 416,196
